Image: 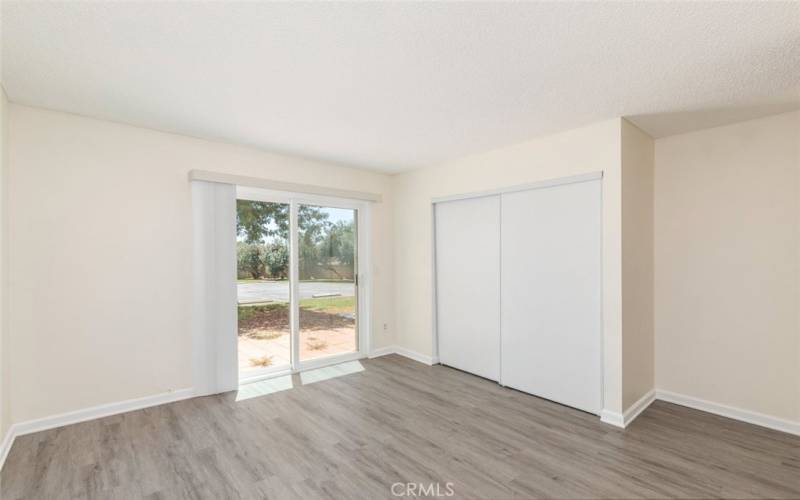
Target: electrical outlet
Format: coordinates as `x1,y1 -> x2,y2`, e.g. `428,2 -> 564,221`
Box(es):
383,323 -> 388,331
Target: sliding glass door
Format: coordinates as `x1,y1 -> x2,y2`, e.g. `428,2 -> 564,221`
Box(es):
236,200 -> 292,380
298,205 -> 358,362
236,190 -> 363,382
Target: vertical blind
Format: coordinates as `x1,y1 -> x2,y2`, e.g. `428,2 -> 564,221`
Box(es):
191,180 -> 238,395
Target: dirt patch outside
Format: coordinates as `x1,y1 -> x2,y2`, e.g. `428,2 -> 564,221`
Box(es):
238,303 -> 357,374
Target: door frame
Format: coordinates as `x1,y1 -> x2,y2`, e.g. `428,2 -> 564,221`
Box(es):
236,185 -> 371,382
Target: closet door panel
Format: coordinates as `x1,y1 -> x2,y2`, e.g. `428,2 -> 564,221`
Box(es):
435,195 -> 501,381
500,180 -> 602,414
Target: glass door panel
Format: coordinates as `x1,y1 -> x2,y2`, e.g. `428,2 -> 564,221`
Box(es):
297,204 -> 358,361
236,200 -> 292,380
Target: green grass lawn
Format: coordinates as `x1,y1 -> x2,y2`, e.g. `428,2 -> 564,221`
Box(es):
237,278 -> 286,284
238,296 -> 355,318
298,279 -> 354,284
299,296 -> 355,314
237,302 -> 286,321
237,278 -> 354,284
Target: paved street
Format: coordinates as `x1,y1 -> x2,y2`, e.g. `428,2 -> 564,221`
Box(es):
238,280 -> 355,303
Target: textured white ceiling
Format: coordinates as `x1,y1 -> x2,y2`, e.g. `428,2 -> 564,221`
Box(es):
2,2 -> 799,172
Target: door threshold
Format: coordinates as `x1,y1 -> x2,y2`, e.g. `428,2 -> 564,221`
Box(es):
239,368 -> 293,385
238,352 -> 366,387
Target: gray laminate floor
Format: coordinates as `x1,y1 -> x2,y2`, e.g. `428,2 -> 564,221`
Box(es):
2,354 -> 799,499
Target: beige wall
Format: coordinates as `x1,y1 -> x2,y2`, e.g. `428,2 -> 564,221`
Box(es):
393,119 -> 627,413
621,120 -> 655,409
0,88 -> 8,439
6,104 -> 394,424
655,111 -> 800,421
5,102 -> 796,431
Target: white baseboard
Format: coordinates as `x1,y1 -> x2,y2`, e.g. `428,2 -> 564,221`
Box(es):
624,389 -> 657,425
656,389 -> 800,437
12,388 -> 196,437
394,346 -> 438,365
601,388 -> 800,437
368,346 -> 396,358
0,425 -> 15,473
600,389 -> 658,429
0,387 -> 195,471
368,345 -> 439,366
601,387 -> 800,436
599,409 -> 625,428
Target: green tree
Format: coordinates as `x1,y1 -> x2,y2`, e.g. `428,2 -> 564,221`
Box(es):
323,220 -> 355,267
237,242 -> 265,279
237,200 -> 288,243
237,200 -> 332,280
264,241 -> 289,279
237,200 -> 330,245
298,205 -> 331,279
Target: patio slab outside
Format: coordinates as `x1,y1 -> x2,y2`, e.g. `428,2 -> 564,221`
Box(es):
239,327 -> 357,378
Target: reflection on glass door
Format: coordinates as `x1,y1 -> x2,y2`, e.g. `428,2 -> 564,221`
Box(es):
236,200 -> 291,380
298,205 -> 358,361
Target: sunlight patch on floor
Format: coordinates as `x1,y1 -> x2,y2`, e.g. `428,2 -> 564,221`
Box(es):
300,360 -> 365,385
236,375 -> 294,401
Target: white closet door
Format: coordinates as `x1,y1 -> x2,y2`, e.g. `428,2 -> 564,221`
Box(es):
501,179 -> 602,414
435,195 -> 500,381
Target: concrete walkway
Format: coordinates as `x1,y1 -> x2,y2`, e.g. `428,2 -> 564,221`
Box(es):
237,280 -> 355,303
